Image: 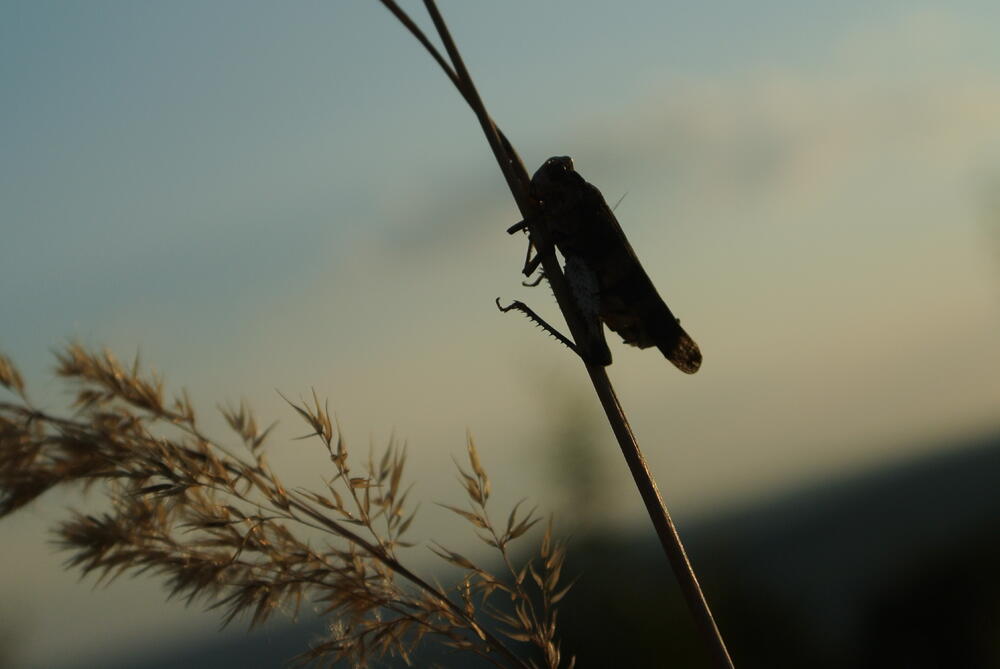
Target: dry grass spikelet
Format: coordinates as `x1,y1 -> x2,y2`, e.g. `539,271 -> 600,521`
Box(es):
0,344 -> 574,667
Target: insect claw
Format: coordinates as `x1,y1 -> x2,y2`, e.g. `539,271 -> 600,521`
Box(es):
506,220 -> 528,235
522,250 -> 544,277
522,273 -> 545,288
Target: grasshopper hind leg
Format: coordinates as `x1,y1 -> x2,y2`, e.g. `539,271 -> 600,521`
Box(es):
495,298 -> 579,356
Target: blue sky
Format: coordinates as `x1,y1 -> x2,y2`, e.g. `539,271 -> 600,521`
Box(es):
2,2 -> 1000,666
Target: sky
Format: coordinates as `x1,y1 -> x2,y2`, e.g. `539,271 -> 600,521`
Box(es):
2,1 -> 1000,666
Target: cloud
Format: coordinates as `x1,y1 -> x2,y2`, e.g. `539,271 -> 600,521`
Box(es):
333,11 -> 1000,488
492,8 -> 1000,503
5,9 -> 1000,666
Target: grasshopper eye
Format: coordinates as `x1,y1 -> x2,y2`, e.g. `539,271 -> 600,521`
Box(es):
553,156 -> 573,172
542,156 -> 574,174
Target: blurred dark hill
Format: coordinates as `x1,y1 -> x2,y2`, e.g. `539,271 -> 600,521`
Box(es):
699,430 -> 1000,668
561,429 -> 1000,668
74,429 -> 1000,668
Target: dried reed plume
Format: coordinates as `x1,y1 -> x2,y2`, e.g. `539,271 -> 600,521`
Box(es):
0,345 -> 573,668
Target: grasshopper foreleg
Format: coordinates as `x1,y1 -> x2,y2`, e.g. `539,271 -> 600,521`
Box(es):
508,217 -> 549,278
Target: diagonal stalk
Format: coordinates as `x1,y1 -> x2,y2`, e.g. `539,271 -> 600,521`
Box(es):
380,2 -> 735,666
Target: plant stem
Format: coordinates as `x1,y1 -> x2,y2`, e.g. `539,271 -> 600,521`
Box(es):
381,1 -> 734,666
587,366 -> 734,668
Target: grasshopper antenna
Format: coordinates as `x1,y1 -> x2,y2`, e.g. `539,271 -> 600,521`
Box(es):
612,190 -> 629,212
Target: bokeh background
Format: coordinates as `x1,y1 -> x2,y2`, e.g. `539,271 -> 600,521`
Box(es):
2,1 -> 999,667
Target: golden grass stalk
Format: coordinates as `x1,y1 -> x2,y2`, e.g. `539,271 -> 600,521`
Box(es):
0,345 -> 573,668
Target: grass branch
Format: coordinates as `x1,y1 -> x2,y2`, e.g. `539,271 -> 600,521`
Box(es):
0,346 -> 572,667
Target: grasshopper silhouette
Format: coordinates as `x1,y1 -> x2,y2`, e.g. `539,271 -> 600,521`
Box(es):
505,156 -> 701,373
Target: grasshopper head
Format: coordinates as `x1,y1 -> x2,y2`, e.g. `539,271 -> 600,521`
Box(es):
533,156 -> 574,182
532,156 -> 584,207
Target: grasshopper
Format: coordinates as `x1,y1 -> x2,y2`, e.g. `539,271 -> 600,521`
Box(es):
502,156 -> 701,373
